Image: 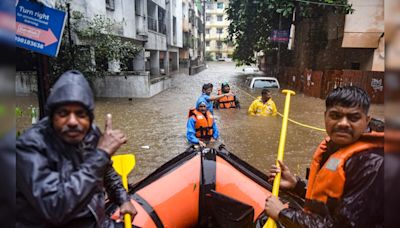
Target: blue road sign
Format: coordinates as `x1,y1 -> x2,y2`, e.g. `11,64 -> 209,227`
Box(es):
16,0 -> 66,57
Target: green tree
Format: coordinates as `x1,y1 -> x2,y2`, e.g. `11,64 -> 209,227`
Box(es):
226,0 -> 353,65
50,5 -> 142,82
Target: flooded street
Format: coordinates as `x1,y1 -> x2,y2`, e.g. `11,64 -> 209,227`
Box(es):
16,62 -> 384,182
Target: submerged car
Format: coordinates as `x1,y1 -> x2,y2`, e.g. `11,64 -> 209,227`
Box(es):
242,66 -> 260,74
245,76 -> 280,89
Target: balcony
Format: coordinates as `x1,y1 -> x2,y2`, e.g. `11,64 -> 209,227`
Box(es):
205,34 -> 227,40
183,33 -> 193,48
148,17 -> 157,32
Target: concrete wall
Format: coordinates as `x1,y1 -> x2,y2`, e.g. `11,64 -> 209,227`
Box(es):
105,0 -> 136,38
175,0 -> 183,48
16,71 -> 171,98
342,0 -> 384,48
72,0 -> 139,39
70,0 -> 106,20
92,73 -> 171,98
371,36 -> 385,71
146,31 -> 167,50
149,77 -> 172,97
167,0 -> 183,48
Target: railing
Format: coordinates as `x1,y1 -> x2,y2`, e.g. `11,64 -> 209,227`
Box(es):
148,17 -> 157,32
158,21 -> 167,34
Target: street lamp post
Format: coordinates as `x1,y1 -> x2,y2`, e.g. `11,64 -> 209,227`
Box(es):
203,0 -> 206,64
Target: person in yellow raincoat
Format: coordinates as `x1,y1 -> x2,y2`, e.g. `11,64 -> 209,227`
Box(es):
248,89 -> 277,116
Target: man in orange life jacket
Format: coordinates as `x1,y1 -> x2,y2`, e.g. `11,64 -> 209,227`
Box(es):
214,82 -> 240,109
187,100 -> 219,147
197,83 -> 234,114
265,86 -> 383,227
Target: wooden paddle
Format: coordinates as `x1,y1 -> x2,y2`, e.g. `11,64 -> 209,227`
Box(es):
264,89 -> 296,228
112,154 -> 136,228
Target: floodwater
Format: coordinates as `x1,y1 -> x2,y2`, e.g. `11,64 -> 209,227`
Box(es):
16,62 -> 384,182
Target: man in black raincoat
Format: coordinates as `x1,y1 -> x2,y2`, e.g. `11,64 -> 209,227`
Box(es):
265,86 -> 383,227
17,70 -> 136,227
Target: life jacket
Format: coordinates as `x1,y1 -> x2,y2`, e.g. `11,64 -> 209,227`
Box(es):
304,131 -> 384,214
188,108 -> 214,140
217,89 -> 236,109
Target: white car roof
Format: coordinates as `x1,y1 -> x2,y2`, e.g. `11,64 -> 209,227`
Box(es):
247,77 -> 278,80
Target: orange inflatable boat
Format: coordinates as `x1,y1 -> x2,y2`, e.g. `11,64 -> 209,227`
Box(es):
107,145 -> 303,227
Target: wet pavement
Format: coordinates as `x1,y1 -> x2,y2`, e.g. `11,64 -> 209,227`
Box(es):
16,62 -> 384,182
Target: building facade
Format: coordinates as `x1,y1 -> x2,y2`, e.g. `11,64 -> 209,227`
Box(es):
205,0 -> 234,61
16,0 -> 188,98
260,0 -> 384,74
18,0 -> 184,77
341,0 -> 384,71
180,0 -> 205,68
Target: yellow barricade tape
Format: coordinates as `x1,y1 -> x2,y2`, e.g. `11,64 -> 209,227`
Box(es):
235,87 -> 326,132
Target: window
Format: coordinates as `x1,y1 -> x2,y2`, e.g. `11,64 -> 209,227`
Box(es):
158,8 -> 166,34
206,3 -> 214,9
206,15 -> 211,21
217,28 -> 223,34
173,16 -> 177,38
217,41 -> 222,48
217,15 -> 223,21
106,0 -> 115,10
135,0 -> 141,15
217,2 -> 224,9
206,29 -> 210,34
253,79 -> 279,89
351,62 -> 360,70
206,41 -> 210,47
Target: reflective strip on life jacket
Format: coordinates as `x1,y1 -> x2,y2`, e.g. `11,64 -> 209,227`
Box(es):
305,132 -> 384,211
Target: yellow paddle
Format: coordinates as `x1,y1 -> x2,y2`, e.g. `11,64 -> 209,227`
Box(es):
112,154 -> 136,228
264,89 -> 296,228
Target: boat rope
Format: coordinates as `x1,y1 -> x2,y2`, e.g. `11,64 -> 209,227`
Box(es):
235,87 -> 326,132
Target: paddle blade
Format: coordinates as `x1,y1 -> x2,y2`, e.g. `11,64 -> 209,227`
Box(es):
264,217 -> 277,228
112,154 -> 136,176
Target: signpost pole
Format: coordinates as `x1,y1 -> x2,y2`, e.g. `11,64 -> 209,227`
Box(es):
36,54 -> 50,119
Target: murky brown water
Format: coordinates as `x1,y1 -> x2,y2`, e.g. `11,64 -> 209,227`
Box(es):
16,62 -> 384,182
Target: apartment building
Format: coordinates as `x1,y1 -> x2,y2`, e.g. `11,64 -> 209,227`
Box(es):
16,0 -> 185,98
180,0 -> 205,67
65,0 -> 184,76
205,0 -> 233,60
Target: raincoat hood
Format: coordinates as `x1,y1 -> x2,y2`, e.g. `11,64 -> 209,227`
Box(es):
46,70 -> 94,116
196,98 -> 208,110
221,82 -> 229,90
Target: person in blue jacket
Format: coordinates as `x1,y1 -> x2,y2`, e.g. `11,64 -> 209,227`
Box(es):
187,99 -> 219,147
197,83 -> 233,114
